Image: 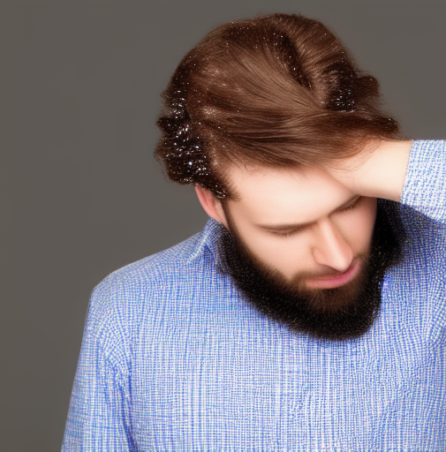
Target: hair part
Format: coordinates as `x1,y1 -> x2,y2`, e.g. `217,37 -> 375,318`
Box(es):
155,13 -> 404,201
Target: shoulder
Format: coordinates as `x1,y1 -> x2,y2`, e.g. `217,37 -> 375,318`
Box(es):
100,226 -> 212,292
84,226 -> 217,339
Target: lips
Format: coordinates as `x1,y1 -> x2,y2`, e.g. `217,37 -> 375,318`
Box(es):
305,259 -> 361,289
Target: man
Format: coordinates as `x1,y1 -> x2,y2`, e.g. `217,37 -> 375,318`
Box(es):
62,13 -> 446,451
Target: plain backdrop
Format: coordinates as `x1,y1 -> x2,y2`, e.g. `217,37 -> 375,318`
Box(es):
1,1 -> 445,451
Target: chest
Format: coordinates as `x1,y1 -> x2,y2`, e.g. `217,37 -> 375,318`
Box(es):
129,278 -> 446,451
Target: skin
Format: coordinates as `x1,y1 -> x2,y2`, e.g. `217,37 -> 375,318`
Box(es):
197,164 -> 377,289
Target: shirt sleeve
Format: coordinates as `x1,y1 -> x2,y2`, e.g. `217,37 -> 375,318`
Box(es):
61,278 -> 135,452
400,140 -> 446,223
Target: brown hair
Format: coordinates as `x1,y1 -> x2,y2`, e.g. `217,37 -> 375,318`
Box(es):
155,13 -> 403,201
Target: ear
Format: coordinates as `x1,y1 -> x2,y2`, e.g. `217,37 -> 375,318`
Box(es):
195,184 -> 229,228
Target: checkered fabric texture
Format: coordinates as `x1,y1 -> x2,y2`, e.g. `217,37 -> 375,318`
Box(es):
62,140 -> 446,451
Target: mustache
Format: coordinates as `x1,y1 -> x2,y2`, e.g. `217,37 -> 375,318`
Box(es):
293,255 -> 364,280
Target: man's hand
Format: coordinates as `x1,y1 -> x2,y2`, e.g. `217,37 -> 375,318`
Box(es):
325,139 -> 413,202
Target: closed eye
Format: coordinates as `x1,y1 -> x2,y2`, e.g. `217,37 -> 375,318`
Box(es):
271,196 -> 363,238
260,196 -> 363,238
272,227 -> 306,238
340,196 -> 362,212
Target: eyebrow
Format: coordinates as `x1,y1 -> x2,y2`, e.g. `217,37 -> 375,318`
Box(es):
255,195 -> 361,231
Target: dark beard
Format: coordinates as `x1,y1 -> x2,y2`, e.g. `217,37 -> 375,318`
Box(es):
215,199 -> 405,341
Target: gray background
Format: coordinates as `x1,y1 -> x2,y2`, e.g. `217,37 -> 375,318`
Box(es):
1,1 -> 445,451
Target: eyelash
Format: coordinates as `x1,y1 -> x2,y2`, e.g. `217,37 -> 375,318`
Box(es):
341,196 -> 362,212
273,228 -> 303,238
273,197 -> 363,238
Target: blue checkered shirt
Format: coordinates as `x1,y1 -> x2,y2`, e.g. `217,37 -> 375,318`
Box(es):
62,140 -> 446,451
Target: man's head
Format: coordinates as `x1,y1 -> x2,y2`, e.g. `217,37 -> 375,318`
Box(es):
154,13 -> 406,339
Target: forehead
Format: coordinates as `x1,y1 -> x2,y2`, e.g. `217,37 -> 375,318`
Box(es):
226,163 -> 355,223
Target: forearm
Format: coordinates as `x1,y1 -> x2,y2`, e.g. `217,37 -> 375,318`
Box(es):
399,140 -> 446,224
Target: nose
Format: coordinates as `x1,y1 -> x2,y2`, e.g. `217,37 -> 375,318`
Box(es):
311,218 -> 354,273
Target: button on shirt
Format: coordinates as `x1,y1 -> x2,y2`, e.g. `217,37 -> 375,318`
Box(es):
62,140 -> 446,451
